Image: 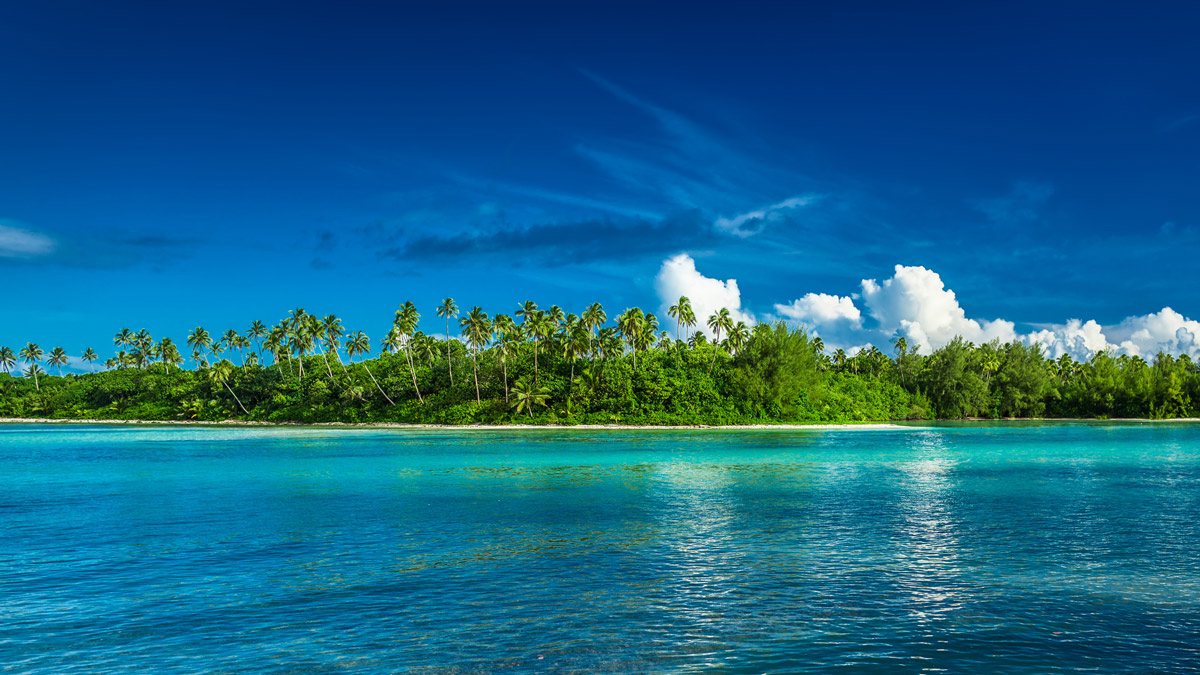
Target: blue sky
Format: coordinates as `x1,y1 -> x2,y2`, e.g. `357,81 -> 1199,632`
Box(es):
3,1 -> 1200,363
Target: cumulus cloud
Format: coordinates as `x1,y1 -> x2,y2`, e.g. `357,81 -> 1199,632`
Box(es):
655,253 -> 755,337
1026,319 -> 1110,361
0,220 -> 56,258
662,255 -> 1200,361
774,293 -> 862,346
713,195 -> 818,238
860,265 -> 1016,354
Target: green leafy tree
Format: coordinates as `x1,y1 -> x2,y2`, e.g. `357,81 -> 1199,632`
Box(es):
511,376 -> 549,418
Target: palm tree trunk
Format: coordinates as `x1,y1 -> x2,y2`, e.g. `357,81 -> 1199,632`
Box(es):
446,318 -> 454,385
533,337 -> 539,383
363,363 -> 395,405
224,382 -> 250,415
708,330 -> 721,373
472,350 -> 481,403
502,356 -> 509,403
405,345 -> 424,404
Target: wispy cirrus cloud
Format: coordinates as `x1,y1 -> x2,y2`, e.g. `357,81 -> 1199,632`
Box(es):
0,220 -> 56,258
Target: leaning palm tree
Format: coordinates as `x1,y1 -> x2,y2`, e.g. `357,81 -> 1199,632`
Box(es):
459,306 -> 491,403
81,348 -> 98,372
208,359 -> 250,415
707,308 -> 733,372
346,330 -> 394,405
0,346 -> 16,375
19,343 -> 44,391
47,347 -> 69,376
436,298 -> 458,385
24,363 -> 46,385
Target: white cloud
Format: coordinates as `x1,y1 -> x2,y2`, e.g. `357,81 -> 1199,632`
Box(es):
713,195 -> 818,238
662,256 -> 1200,362
0,220 -> 56,258
655,253 -> 755,337
860,265 -> 1016,354
1108,308 -> 1200,359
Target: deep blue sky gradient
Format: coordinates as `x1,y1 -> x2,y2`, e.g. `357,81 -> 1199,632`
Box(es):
3,1 -> 1200,358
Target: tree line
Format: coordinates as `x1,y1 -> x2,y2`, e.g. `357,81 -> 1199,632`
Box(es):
1,297 -> 1197,424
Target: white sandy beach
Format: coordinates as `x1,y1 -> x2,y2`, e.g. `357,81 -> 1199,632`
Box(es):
0,417 -> 908,430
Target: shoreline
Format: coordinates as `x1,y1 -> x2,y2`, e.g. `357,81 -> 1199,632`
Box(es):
2,417 -> 1199,430
0,417 -> 906,430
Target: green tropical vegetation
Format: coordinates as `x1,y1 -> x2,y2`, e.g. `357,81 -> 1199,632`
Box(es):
2,298 -> 1199,424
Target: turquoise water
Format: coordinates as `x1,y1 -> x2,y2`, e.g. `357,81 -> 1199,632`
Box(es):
3,423 -> 1200,673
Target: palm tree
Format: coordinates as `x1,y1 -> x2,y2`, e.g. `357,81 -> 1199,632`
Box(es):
516,374 -> 552,417
47,347 -> 69,376
207,360 -> 249,415
81,348 -> 98,373
346,330 -> 395,405
393,302 -> 424,404
617,308 -> 646,369
707,308 -> 733,372
582,303 -> 606,360
114,328 -> 133,352
287,309 -> 309,379
492,314 -> 517,403
516,300 -> 538,325
159,338 -> 182,372
526,311 -> 553,383
0,346 -> 16,375
727,321 -> 750,356
436,298 -> 459,385
564,324 -> 590,390
246,320 -> 268,364
24,363 -> 46,384
222,329 -> 242,366
668,296 -> 693,340
187,327 -> 212,368
19,343 -> 44,391
460,306 -> 491,403
134,329 -> 153,365
511,376 -> 549,418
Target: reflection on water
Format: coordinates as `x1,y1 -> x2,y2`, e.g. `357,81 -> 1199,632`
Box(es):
3,424 -> 1200,673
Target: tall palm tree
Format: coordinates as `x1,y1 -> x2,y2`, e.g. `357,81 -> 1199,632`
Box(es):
394,302 -> 424,404
582,303 -> 606,360
287,308 -> 309,379
19,343 -> 44,391
81,347 -> 98,373
24,363 -> 46,384
47,347 -> 69,376
346,330 -> 395,405
436,298 -> 458,385
526,311 -> 553,383
460,306 -> 491,403
159,338 -> 182,372
222,329 -> 242,366
246,320 -> 268,364
707,308 -> 733,372
0,346 -> 16,375
134,329 -> 153,365
492,314 -> 517,403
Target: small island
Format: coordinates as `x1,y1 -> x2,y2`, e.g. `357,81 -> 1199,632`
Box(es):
2,297 -> 1195,426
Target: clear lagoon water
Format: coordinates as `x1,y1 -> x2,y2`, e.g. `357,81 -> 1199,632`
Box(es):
3,422 -> 1200,673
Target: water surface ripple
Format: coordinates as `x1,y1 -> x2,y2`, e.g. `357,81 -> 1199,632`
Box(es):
3,423 -> 1200,673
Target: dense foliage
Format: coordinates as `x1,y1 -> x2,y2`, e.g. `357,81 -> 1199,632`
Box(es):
2,299 -> 1197,424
